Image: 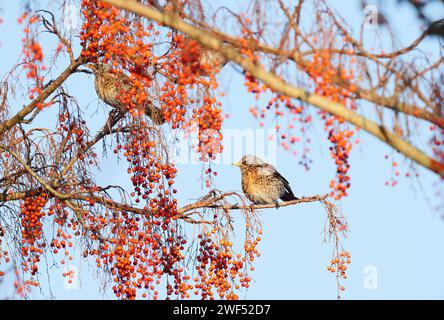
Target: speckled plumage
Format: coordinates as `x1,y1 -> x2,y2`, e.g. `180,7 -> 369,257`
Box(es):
88,63 -> 164,125
234,155 -> 298,206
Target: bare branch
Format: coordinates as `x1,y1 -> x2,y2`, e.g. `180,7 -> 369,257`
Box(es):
0,56 -> 85,136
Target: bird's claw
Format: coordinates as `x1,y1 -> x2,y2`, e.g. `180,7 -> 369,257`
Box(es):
274,201 -> 280,210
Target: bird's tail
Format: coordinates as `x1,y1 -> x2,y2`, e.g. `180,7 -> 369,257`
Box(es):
143,103 -> 165,125
280,192 -> 299,201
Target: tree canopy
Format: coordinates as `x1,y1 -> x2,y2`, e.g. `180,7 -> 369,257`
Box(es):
0,0 -> 442,300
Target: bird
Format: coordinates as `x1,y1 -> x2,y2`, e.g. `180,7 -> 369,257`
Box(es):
86,62 -> 165,125
232,155 -> 299,208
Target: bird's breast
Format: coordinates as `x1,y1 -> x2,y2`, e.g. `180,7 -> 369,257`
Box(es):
95,74 -> 122,109
241,169 -> 282,204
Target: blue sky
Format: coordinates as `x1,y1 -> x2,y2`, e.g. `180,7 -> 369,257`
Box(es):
0,0 -> 443,299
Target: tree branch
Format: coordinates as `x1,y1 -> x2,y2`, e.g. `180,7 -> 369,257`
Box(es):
183,9 -> 443,129
0,56 -> 85,136
0,145 -> 69,199
177,193 -> 329,214
60,110 -> 123,177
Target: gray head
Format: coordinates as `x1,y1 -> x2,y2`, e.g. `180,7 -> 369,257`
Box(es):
232,155 -> 266,167
232,155 -> 278,176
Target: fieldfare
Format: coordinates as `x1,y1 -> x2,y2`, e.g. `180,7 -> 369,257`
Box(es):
233,155 -> 299,207
87,62 -> 165,125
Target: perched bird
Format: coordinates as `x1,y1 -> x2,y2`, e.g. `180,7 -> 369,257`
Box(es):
232,155 -> 299,208
86,62 -> 165,125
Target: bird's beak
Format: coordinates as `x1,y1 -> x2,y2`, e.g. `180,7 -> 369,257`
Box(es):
232,162 -> 241,167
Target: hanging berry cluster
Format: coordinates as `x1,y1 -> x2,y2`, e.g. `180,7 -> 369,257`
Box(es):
20,193 -> 47,277
47,201 -> 77,268
77,1 -> 227,300
305,51 -> 358,200
193,226 -> 261,300
12,190 -> 80,294
74,120 -> 182,300
57,111 -> 92,164
192,198 -> 262,301
327,250 -> 351,295
20,13 -> 47,110
158,35 -> 224,163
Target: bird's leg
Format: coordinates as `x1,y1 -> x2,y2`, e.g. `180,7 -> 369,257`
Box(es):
274,200 -> 280,210
209,189 -> 217,198
249,203 -> 255,213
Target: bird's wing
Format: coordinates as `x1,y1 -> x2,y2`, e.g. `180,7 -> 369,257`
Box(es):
257,164 -> 289,184
257,163 -> 277,176
257,163 -> 297,200
262,164 -> 294,191
275,170 -> 297,200
273,170 -> 290,186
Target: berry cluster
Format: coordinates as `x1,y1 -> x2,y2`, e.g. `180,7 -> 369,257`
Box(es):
193,230 -> 261,300
306,52 -> 357,200
20,13 -> 48,110
327,250 -> 351,293
20,194 -> 47,276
